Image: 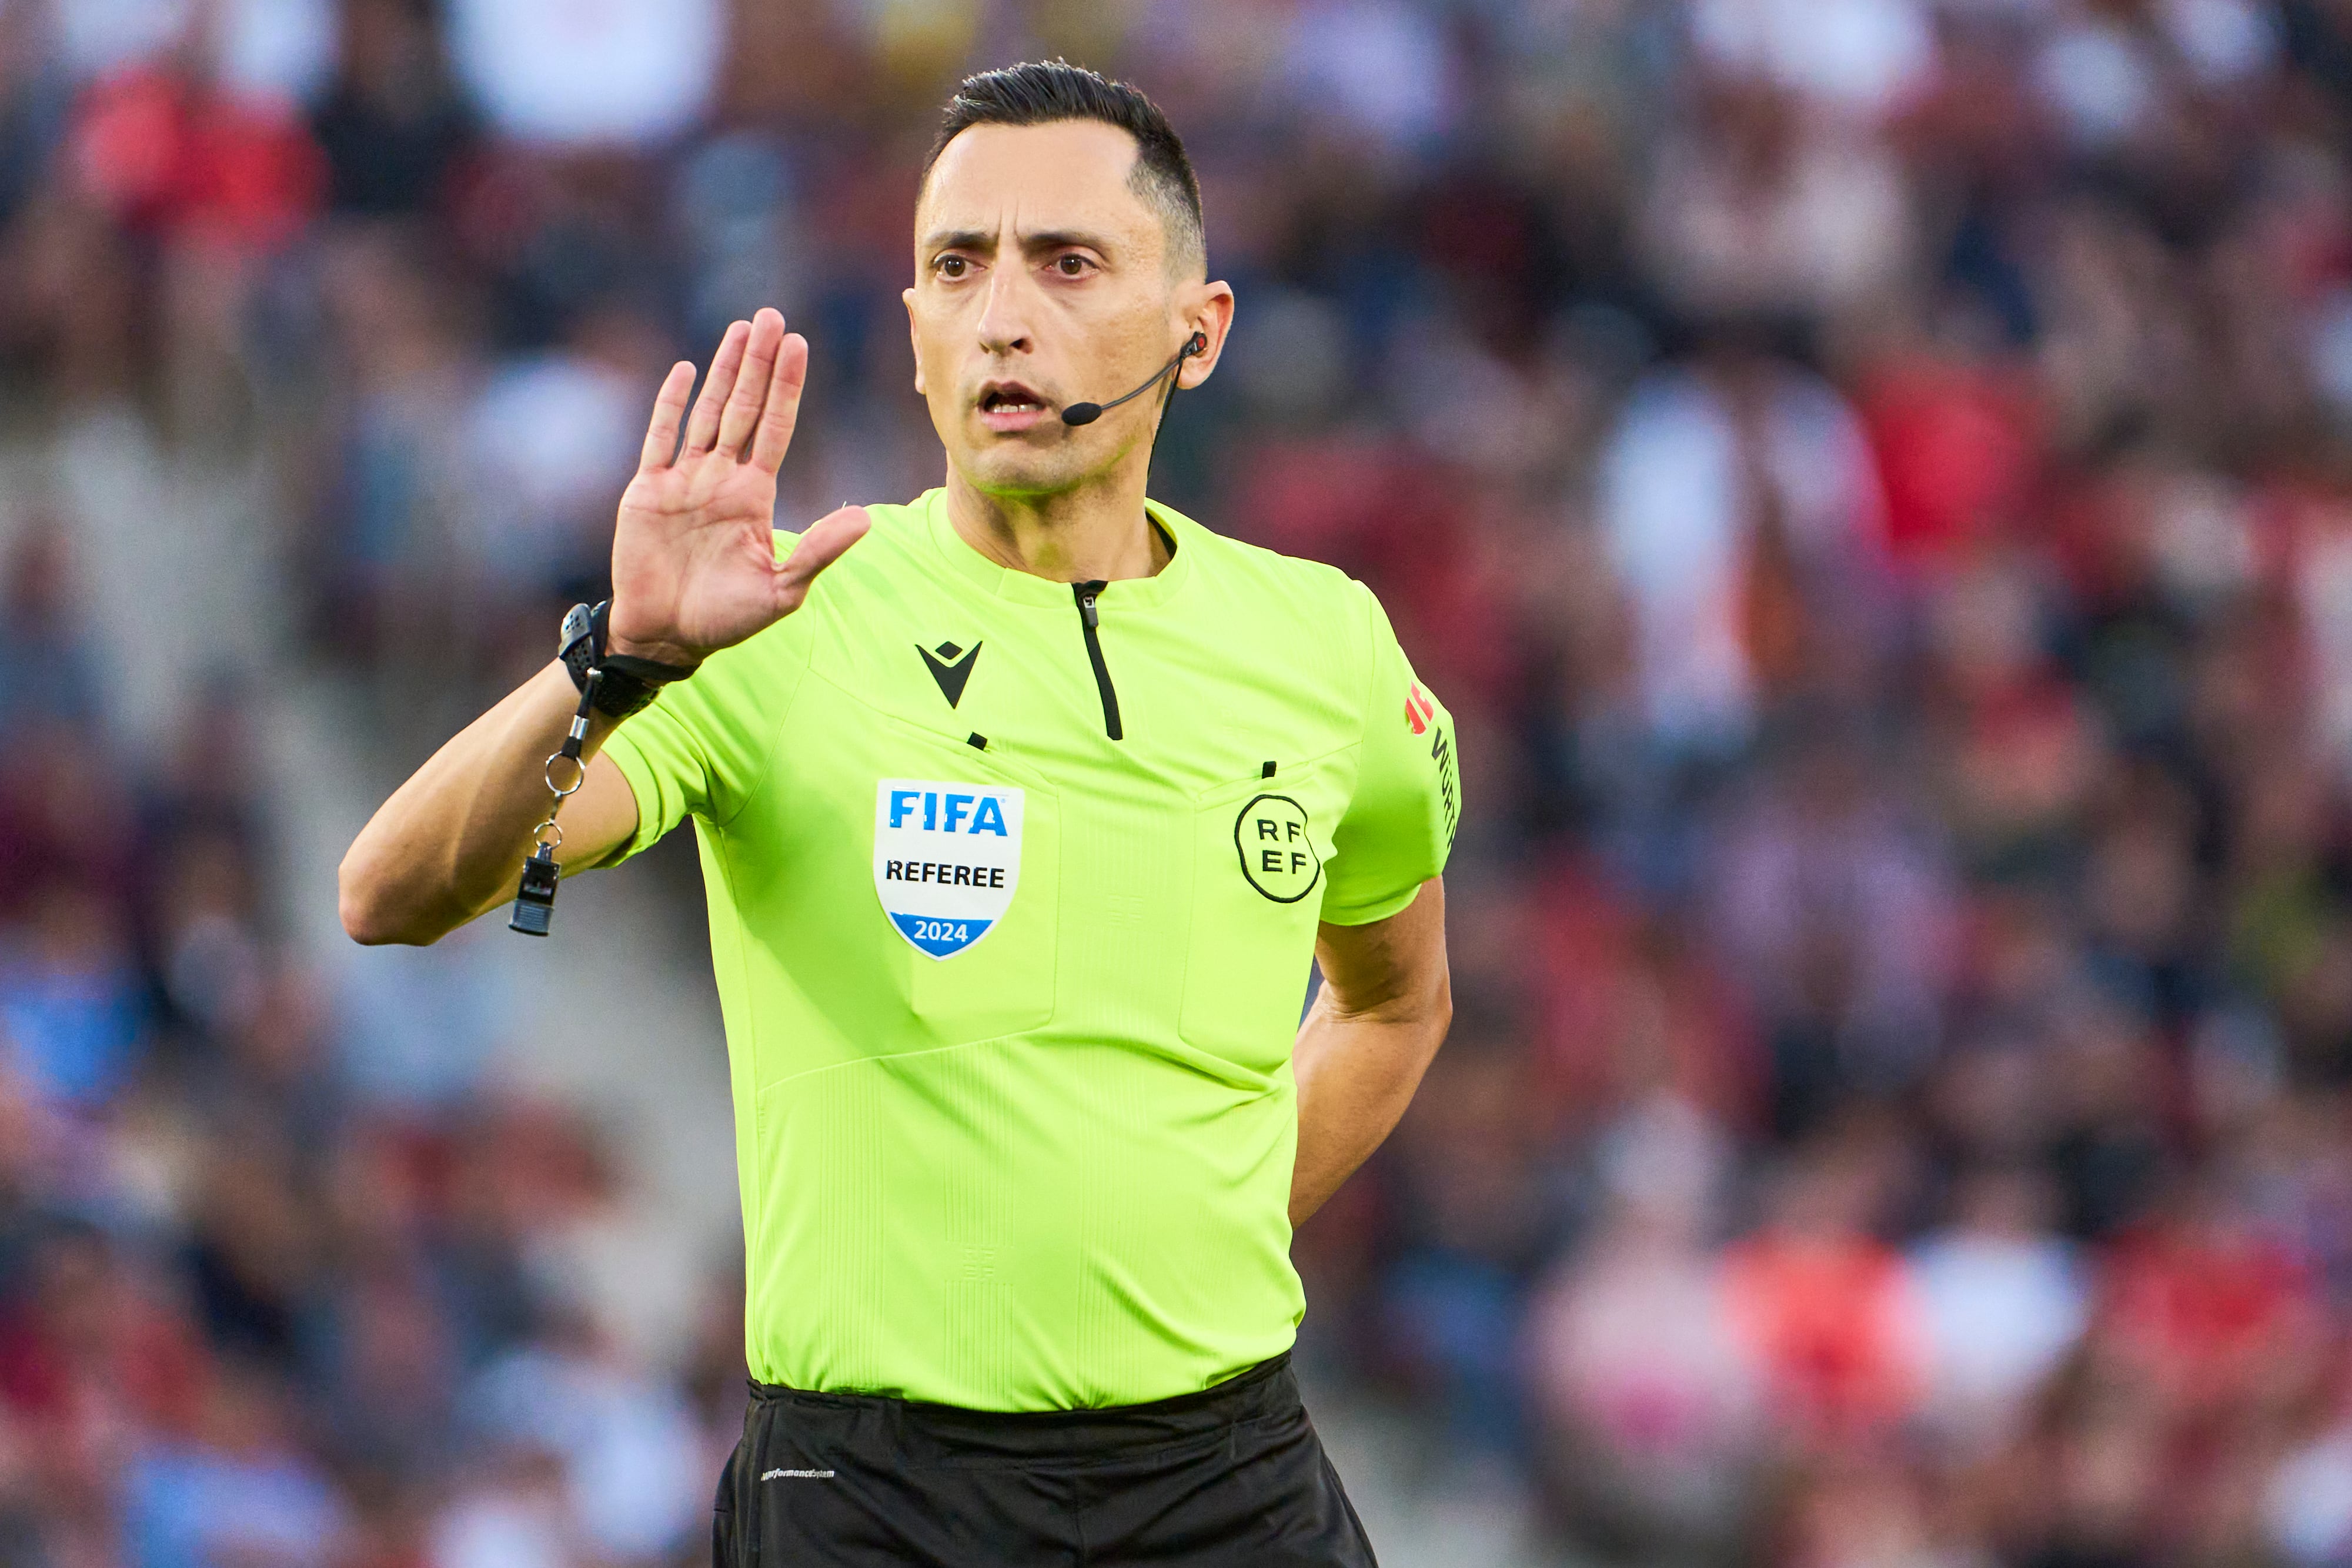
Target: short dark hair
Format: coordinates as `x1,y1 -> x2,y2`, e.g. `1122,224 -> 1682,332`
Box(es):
923,61 -> 1205,275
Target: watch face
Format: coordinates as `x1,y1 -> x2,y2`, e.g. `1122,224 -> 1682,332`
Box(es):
561,603 -> 594,654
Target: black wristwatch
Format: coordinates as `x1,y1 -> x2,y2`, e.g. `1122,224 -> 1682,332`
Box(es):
559,600 -> 700,719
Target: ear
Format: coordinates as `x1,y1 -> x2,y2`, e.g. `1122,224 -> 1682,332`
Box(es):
903,287 -> 924,396
1175,281 -> 1237,391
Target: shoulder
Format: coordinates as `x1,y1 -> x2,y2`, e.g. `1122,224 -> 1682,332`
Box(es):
1160,498 -> 1384,641
1154,502 -> 1388,713
1156,501 -> 1367,617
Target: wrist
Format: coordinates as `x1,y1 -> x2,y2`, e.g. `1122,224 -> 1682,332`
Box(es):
603,628 -> 705,672
559,601 -> 701,719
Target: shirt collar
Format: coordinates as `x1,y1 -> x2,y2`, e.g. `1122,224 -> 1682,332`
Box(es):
923,487 -> 1194,611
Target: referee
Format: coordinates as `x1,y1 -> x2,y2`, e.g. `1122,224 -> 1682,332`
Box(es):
341,61 -> 1456,1567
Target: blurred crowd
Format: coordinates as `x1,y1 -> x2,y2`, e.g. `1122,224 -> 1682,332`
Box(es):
16,0 -> 2352,1564
0,525 -> 750,1560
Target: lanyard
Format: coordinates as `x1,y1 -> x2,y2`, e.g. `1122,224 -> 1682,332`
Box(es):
509,668 -> 600,937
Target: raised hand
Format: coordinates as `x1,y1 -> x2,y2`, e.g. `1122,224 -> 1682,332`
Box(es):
608,308 -> 869,668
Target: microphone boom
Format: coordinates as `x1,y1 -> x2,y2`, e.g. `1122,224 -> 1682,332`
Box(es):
1060,333 -> 1207,427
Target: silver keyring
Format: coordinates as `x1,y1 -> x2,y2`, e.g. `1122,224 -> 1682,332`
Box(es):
534,818 -> 564,850
544,751 -> 586,797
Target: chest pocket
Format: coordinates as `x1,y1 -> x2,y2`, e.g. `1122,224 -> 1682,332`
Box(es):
776,674 -> 1060,1054
1178,753 -> 1354,1075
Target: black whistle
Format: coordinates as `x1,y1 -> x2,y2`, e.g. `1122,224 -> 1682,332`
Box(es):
509,845 -> 560,936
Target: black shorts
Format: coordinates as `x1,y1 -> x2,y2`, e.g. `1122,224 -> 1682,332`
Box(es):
711,1353 -> 1378,1566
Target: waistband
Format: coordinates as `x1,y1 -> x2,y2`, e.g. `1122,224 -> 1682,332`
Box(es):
748,1353 -> 1298,1459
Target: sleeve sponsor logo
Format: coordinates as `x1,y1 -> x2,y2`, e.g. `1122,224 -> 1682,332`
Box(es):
1405,681 -> 1435,735
1235,794 -> 1321,903
1431,726 -> 1459,845
873,778 -> 1023,958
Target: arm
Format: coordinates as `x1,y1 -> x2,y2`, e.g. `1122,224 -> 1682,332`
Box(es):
1289,877 -> 1451,1226
338,307 -> 867,947
337,670 -> 637,945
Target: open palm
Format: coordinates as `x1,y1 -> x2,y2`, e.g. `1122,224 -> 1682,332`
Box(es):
609,308 -> 868,667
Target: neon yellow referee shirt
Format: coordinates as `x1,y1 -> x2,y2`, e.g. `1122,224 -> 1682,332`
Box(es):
600,488 -> 1458,1410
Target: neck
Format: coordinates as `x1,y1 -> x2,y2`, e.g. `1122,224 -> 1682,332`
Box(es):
944,461 -> 1170,583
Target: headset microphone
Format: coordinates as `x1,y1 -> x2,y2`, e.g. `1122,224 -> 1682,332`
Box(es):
1060,332 -> 1208,427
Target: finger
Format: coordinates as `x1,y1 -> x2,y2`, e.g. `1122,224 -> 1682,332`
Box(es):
717,308 -> 784,459
774,506 -> 871,611
681,320 -> 750,456
637,362 -> 694,474
716,309 -> 784,458
750,333 -> 810,476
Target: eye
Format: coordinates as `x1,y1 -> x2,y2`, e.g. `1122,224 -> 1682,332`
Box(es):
1053,253 -> 1094,278
935,255 -> 969,279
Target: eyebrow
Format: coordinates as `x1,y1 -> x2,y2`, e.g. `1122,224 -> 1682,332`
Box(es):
920,227 -> 1122,259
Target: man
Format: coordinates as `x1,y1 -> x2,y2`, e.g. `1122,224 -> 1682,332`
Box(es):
340,61 -> 1456,1567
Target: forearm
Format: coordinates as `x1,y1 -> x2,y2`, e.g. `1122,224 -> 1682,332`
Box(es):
1288,968 -> 1451,1228
339,661 -> 626,945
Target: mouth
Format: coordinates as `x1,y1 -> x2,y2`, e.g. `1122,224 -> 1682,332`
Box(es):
975,381 -> 1054,432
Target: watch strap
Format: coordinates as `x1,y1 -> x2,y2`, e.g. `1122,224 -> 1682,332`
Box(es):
559,600 -> 699,718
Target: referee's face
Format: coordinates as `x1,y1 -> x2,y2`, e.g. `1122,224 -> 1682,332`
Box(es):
907,120 -> 1220,501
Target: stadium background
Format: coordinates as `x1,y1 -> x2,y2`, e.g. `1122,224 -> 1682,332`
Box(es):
8,0 -> 2352,1563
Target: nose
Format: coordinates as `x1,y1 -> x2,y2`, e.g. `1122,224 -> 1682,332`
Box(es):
974,266 -> 1034,357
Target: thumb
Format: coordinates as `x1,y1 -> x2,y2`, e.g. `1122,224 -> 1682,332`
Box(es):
773,506 -> 871,611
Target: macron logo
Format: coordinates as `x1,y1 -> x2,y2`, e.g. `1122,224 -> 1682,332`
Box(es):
918,641 -> 981,708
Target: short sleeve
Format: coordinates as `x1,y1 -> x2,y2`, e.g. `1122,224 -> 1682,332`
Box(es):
594,533 -> 817,865
1319,584 -> 1460,925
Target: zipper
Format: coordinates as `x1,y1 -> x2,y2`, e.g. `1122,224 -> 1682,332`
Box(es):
1071,580 -> 1123,740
